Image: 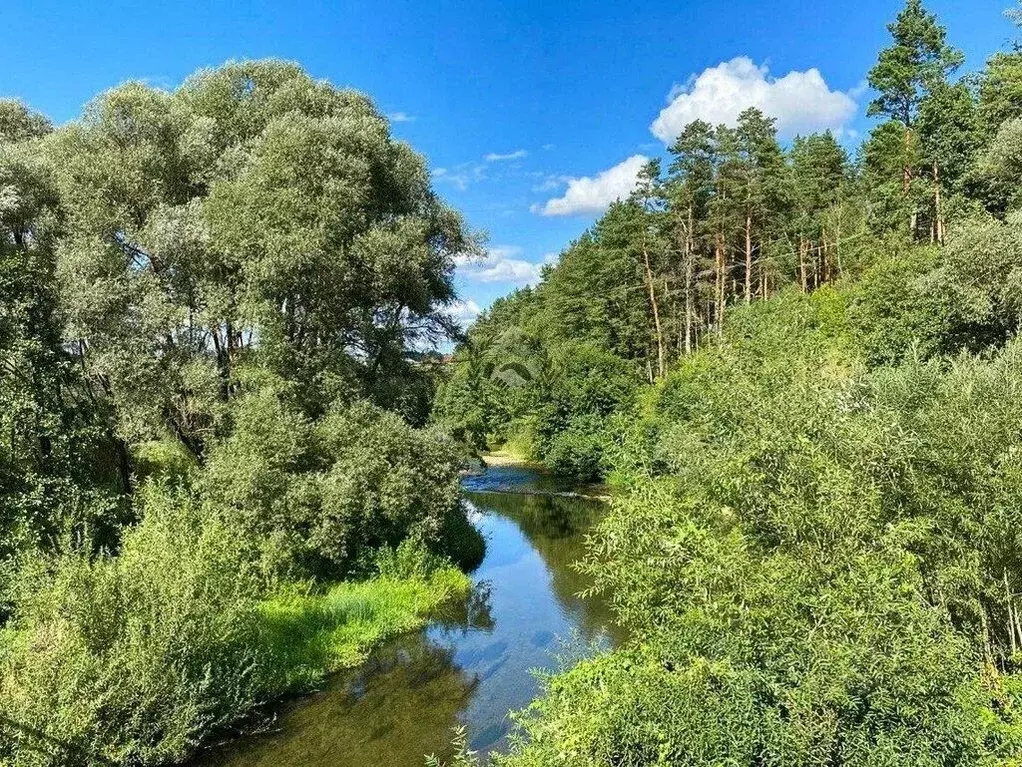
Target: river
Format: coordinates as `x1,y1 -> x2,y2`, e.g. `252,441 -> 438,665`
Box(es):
196,463 -> 622,766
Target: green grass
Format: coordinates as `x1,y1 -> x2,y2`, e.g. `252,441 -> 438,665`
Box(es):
259,566 -> 472,692
494,422 -> 541,463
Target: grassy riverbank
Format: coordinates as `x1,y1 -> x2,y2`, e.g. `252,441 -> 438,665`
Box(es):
480,451 -> 542,468
259,566 -> 472,689
0,532 -> 472,767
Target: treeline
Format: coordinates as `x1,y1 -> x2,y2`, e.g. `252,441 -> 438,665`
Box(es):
435,0 -> 1022,479
0,61 -> 482,765
434,1 -> 1022,765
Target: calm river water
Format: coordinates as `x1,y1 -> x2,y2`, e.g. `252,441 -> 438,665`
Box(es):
197,463 -> 621,766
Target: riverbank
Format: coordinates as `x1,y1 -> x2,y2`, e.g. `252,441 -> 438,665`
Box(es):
480,451 -> 543,468
257,565 -> 473,689
1,542 -> 471,767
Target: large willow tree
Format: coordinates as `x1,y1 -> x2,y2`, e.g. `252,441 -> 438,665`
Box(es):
48,60 -> 474,454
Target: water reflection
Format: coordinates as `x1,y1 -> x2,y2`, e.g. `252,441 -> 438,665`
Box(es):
201,634 -> 480,766
198,466 -> 619,766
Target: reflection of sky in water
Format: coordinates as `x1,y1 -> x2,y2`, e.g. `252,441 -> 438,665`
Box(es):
197,468 -> 620,767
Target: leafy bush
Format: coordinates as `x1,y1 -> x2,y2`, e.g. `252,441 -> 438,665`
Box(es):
314,400 -> 465,568
849,215 -> 1022,365
0,488 -> 477,767
505,551 -> 989,767
202,388 -> 478,581
542,414 -> 608,481
488,287 -> 1022,766
0,486 -> 264,767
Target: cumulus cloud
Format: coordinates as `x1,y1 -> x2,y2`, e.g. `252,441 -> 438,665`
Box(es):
485,149 -> 528,162
445,298 -> 482,326
388,111 -> 416,123
455,245 -> 545,286
650,57 -> 857,143
536,154 -> 649,217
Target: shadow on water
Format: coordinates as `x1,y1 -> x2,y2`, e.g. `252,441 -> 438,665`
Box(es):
195,464 -> 621,767
199,635 -> 482,767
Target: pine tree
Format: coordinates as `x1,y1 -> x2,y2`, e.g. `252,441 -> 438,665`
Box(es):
917,81 -> 980,243
708,125 -> 742,332
736,108 -> 786,302
665,120 -> 715,352
630,160 -> 667,379
867,0 -> 964,238
791,132 -> 849,287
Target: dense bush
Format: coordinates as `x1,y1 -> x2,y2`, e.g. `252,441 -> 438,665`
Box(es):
0,489 -> 474,767
202,388 -> 478,581
507,551 -> 988,767
0,487 -> 264,766
465,280 -> 1022,766
849,214 -> 1022,365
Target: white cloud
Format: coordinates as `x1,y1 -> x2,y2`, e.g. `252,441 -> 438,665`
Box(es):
485,149 -> 528,162
445,298 -> 482,326
650,57 -> 857,143
536,154 -> 649,217
433,163 -> 487,191
455,245 -> 545,286
388,111 -> 416,123
531,174 -> 571,193
848,79 -> 870,100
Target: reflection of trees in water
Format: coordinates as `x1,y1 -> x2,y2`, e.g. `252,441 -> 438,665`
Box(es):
433,580 -> 495,634
465,491 -> 624,645
198,634 -> 479,767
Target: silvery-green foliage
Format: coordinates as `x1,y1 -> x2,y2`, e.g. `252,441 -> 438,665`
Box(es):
47,60 -> 475,452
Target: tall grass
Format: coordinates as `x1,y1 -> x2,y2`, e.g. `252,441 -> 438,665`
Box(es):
260,567 -> 471,691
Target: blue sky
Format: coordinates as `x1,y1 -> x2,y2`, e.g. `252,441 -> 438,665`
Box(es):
1,0 -> 1017,325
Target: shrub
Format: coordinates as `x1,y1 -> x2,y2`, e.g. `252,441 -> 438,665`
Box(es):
313,400 -> 465,570
542,414 -> 608,481
0,486 -> 264,767
202,390 -> 478,581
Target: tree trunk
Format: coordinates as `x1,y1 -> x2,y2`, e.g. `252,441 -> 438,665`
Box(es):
799,237 -> 808,293
686,246 -> 694,353
642,244 -> 665,379
744,210 -> 752,304
836,208 -> 843,278
684,206 -> 694,355
904,125 -> 917,237
822,228 -> 831,284
934,161 -> 944,246
115,437 -> 133,495
715,235 -> 726,332
1007,569 -> 1018,658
